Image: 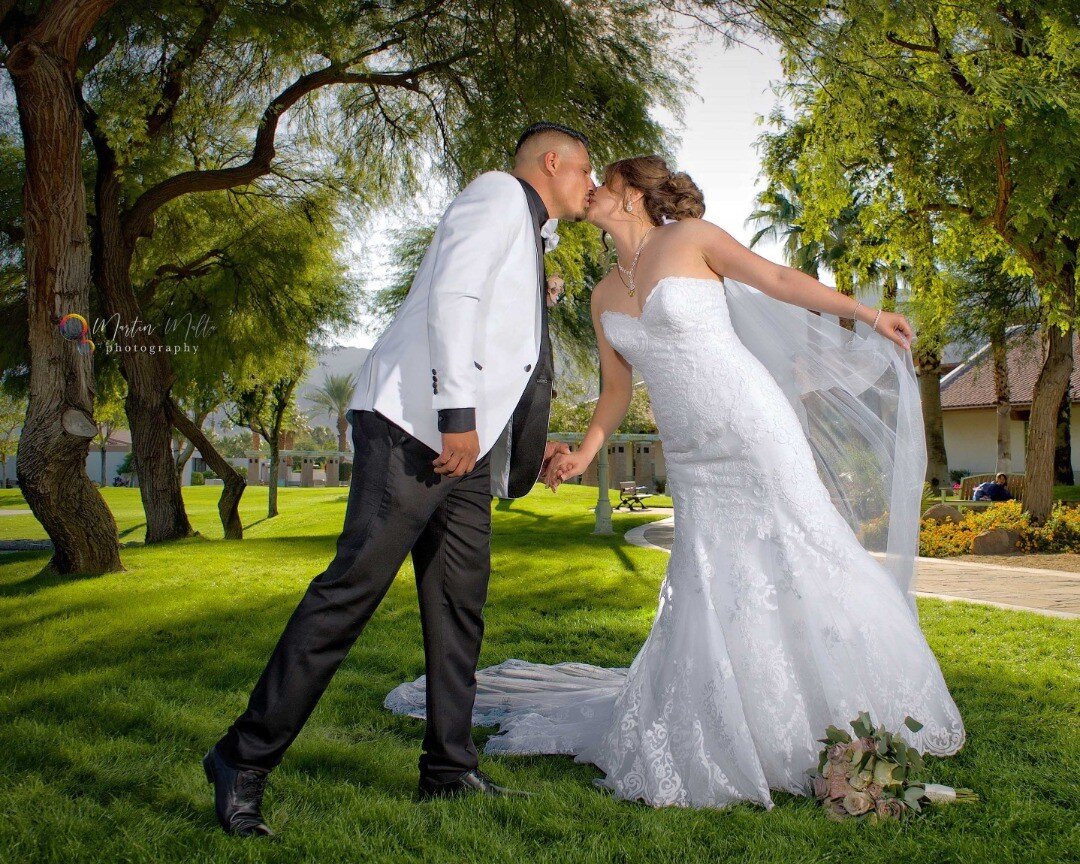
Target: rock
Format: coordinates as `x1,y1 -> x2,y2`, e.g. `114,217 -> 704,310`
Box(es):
922,504 -> 963,523
971,527 -> 1018,555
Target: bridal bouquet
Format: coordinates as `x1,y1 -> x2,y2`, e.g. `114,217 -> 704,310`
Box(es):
810,712 -> 977,822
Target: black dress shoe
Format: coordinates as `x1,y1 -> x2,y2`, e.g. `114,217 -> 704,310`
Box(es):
418,768 -> 533,801
202,745 -> 275,836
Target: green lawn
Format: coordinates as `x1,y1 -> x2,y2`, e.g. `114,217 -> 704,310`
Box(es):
0,485 -> 1076,863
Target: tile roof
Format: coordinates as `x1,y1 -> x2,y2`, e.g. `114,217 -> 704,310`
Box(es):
941,326 -> 1080,410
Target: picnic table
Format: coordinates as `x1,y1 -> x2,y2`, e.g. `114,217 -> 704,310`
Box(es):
615,482 -> 654,511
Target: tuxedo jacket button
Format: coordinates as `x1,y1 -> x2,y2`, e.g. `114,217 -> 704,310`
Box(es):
524,363 -> 532,371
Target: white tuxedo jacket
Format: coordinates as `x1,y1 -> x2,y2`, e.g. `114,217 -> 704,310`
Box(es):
350,170 -> 547,470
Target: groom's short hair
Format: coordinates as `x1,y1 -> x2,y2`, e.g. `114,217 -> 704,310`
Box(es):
514,122 -> 589,156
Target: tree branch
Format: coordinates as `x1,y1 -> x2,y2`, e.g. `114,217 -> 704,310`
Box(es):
138,247 -> 232,305
145,0 -> 226,139
121,54 -> 469,245
4,0 -> 115,71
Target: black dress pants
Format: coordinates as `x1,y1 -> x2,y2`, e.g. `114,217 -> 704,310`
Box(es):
217,409 -> 493,783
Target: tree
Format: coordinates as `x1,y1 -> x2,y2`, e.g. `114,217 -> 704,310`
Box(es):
732,0 -> 1079,520
226,350 -> 313,519
948,256 -> 1041,475
618,386 -> 657,434
0,387 -> 25,488
2,0 -> 687,572
2,0 -> 123,574
169,385 -> 222,483
91,375 -> 126,488
753,119 -> 956,488
310,372 -> 359,455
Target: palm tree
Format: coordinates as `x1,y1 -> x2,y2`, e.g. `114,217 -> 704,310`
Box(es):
310,372 -> 359,455
746,175 -> 886,331
746,181 -> 823,279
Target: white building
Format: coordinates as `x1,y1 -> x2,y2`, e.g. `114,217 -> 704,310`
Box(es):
941,327 -> 1080,476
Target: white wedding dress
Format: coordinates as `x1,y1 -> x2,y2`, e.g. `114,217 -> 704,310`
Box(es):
385,275 -> 965,810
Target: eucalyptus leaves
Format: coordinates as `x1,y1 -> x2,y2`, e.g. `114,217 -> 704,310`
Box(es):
810,712 -> 977,822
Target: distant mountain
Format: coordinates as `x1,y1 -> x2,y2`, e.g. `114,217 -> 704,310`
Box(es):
296,345 -> 371,425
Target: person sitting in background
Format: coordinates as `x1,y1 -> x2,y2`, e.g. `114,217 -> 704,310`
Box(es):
973,473 -> 1013,502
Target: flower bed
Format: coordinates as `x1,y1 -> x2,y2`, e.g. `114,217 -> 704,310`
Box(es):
920,499 -> 1080,556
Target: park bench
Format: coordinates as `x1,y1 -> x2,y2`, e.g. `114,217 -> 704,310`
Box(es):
615,481 -> 654,511
959,472 -> 1024,501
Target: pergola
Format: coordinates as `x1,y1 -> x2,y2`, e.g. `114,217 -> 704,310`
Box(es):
242,449 -> 351,487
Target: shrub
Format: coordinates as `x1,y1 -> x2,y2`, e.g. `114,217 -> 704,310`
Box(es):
190,471 -> 204,486
1020,503 -> 1080,553
918,499 -> 1080,556
919,500 -> 1029,557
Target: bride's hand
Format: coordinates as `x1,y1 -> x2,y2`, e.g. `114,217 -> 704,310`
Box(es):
543,451 -> 589,491
873,310 -> 914,351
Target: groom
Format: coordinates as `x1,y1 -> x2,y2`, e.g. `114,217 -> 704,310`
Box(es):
203,122 -> 596,836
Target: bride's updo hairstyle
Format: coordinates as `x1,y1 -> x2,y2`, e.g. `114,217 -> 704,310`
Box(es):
604,155 -> 705,223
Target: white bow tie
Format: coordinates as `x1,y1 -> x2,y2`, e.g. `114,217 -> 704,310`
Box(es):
540,218 -> 560,253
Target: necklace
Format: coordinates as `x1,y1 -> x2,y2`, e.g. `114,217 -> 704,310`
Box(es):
616,225 -> 656,296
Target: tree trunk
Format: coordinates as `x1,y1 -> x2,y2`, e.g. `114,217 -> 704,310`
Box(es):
126,377 -> 196,542
1023,322 -> 1074,523
337,410 -> 348,454
87,147 -> 194,545
100,446 -> 107,487
166,398 -> 246,539
7,4 -> 123,574
914,343 -> 948,492
991,333 -> 1012,474
174,410 -> 209,478
268,443 -> 280,518
1054,388 -> 1073,485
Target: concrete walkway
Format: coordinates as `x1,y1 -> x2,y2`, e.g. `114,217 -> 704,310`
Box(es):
626,515 -> 1079,620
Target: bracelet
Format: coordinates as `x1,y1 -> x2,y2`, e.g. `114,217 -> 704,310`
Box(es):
871,308 -> 883,332
852,300 -> 863,319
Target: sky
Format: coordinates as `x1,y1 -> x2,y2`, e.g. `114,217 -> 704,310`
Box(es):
335,30 -> 789,350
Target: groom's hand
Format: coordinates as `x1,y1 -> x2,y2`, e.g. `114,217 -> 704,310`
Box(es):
433,430 -> 481,477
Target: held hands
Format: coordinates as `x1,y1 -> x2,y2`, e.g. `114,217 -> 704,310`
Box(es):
543,450 -> 590,492
433,430 -> 481,477
539,441 -> 571,488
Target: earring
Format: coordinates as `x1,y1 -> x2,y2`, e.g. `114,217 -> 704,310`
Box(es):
625,202 -> 633,213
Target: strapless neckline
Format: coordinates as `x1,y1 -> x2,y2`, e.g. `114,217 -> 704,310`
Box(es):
600,275 -> 725,324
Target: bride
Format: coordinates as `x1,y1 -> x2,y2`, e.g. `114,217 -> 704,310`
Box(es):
385,155 -> 965,810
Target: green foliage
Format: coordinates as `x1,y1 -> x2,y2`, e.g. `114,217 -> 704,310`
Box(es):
225,348 -> 314,452
0,389 -> 25,469
752,1 -> 1080,312
618,386 -> 656,434
309,373 -> 359,424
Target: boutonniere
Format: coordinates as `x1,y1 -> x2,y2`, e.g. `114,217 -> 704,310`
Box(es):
540,218 -> 560,253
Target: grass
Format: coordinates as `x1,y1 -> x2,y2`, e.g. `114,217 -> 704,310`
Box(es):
0,485 -> 1076,863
